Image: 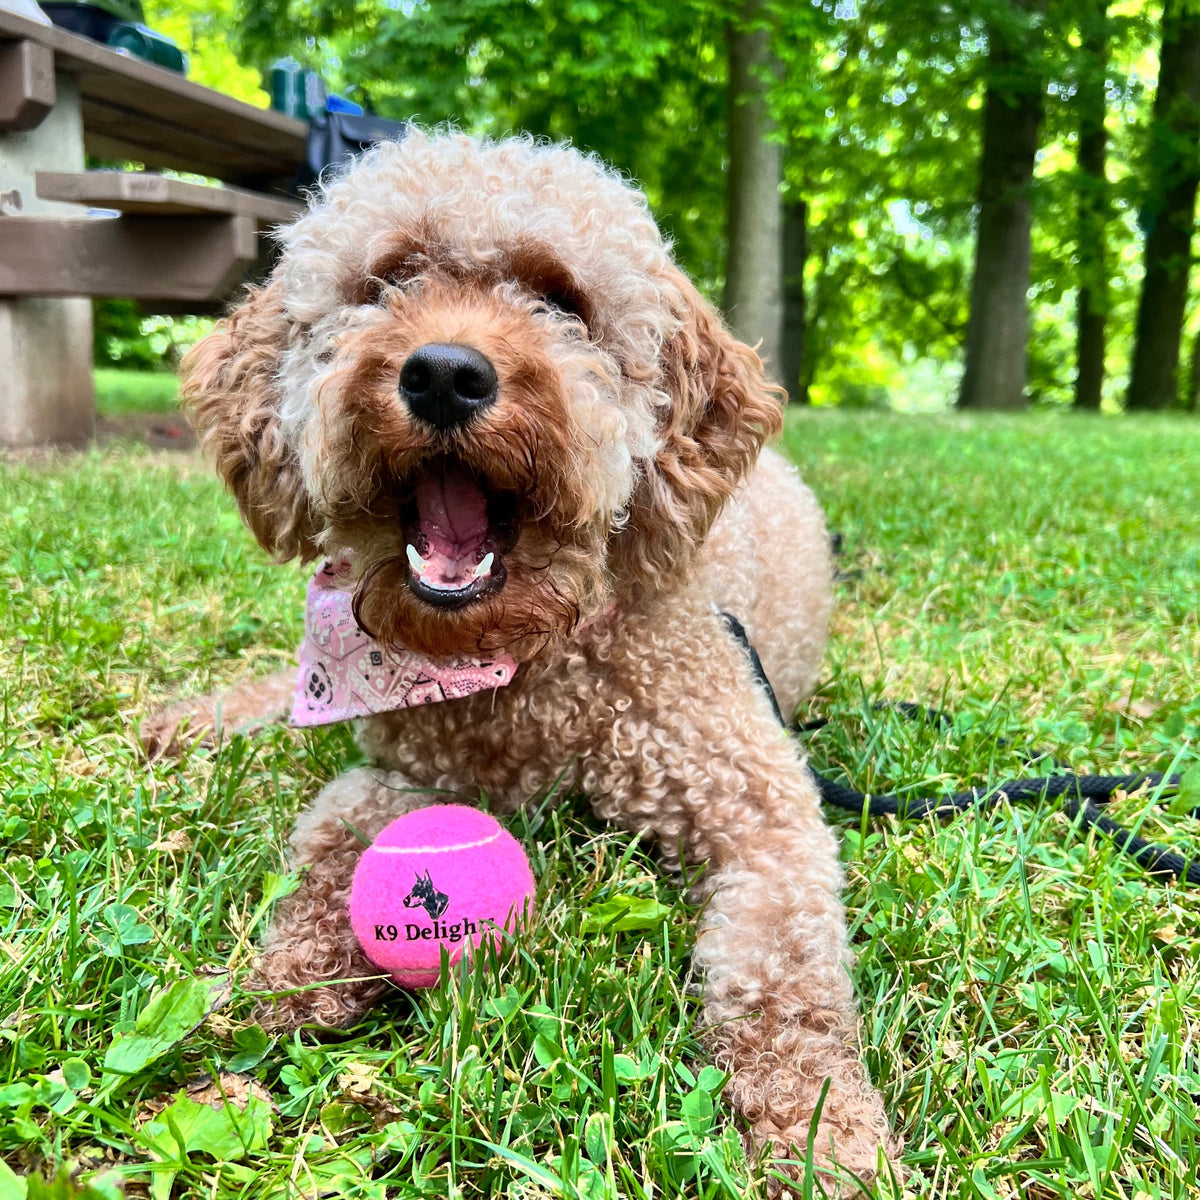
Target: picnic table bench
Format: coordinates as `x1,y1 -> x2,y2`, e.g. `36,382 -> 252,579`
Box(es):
0,5 -> 308,447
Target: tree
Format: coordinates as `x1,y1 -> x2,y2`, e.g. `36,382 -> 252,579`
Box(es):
958,0 -> 1046,410
780,200 -> 807,403
724,0 -> 783,379
1073,0 -> 1110,410
1126,0 -> 1200,410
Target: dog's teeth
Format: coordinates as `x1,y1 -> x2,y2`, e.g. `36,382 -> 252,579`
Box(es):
472,552 -> 495,579
406,544 -> 428,574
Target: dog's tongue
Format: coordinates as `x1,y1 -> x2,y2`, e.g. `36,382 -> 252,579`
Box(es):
414,463 -> 489,583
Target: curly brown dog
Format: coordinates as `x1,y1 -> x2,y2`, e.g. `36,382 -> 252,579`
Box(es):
146,128 -> 898,1192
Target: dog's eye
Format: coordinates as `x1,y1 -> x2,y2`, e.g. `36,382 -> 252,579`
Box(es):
540,290 -> 586,322
358,278 -> 385,305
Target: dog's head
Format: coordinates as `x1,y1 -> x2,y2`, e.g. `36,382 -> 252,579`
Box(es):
183,129 -> 782,661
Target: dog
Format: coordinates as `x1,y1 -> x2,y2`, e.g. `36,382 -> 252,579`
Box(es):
146,128 -> 897,1192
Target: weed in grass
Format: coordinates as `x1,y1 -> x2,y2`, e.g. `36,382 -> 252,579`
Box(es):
1,411 -> 1198,1198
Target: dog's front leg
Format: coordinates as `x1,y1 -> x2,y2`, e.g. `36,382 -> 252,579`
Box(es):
253,766 -> 440,1030
695,775 -> 899,1195
584,615 -> 898,1193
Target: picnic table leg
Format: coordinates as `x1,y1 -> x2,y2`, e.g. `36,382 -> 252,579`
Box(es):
0,73 -> 94,447
0,297 -> 94,447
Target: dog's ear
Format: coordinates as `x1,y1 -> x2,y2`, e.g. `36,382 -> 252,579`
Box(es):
613,270 -> 784,587
181,278 -> 316,561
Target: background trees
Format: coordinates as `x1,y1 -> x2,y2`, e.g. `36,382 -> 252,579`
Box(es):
143,0 -> 1200,413
1127,0 -> 1200,409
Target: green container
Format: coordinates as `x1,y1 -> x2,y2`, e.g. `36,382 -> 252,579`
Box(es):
106,22 -> 186,73
270,58 -> 306,118
269,60 -> 327,119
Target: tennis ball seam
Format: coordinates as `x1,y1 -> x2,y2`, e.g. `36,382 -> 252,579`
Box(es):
367,829 -> 503,855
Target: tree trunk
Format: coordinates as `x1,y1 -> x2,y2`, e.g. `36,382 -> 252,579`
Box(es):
781,198 -> 808,404
1127,1 -> 1200,411
957,0 -> 1045,411
1074,0 -> 1109,411
725,0 -> 782,381
1187,327 -> 1200,410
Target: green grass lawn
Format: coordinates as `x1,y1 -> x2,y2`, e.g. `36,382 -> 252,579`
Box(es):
94,369 -> 180,417
1,411 -> 1198,1199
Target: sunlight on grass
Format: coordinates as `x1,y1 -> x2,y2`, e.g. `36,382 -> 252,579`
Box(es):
1,411 -> 1197,1198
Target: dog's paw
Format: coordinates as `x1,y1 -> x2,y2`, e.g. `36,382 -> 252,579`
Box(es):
725,1042 -> 900,1197
751,1118 -> 900,1199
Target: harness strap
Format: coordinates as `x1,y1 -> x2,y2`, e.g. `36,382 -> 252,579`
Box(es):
719,611 -> 1199,886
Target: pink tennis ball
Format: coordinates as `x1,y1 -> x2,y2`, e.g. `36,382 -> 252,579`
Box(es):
348,805 -> 535,988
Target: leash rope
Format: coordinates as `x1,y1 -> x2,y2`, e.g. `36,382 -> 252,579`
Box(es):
719,613 -> 1200,886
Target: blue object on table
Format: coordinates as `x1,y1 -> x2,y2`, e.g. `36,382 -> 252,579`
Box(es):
325,95 -> 365,116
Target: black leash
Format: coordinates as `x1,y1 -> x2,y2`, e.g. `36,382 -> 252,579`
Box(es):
720,613 -> 1200,886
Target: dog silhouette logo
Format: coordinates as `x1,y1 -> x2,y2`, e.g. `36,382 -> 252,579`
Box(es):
403,870 -> 450,920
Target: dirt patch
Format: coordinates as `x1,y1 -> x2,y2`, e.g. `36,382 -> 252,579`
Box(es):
96,410 -> 197,451
2,410 -> 199,468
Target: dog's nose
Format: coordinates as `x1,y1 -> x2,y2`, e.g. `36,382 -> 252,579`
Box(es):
399,343 -> 498,431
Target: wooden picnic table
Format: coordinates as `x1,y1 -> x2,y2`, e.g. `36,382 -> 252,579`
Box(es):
0,6 -> 309,447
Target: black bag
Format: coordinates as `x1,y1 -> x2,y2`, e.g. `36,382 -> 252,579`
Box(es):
305,110 -> 411,183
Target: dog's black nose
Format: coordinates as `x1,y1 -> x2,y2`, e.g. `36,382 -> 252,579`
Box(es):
399,343 -> 498,431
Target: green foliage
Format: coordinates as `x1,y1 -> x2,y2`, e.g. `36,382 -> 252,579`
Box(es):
144,0 -> 269,104
112,1 -> 1200,409
94,302 -> 212,374
93,300 -> 156,371
234,0 -> 732,288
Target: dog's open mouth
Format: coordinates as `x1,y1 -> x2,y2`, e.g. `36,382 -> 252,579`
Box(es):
400,457 -> 518,609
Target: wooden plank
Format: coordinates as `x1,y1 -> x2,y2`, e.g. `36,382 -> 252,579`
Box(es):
78,96 -> 291,186
79,126 -> 260,187
78,93 -> 303,184
0,7 -> 306,179
0,213 -> 259,302
78,65 -> 305,163
36,171 -> 302,223
0,39 -> 55,132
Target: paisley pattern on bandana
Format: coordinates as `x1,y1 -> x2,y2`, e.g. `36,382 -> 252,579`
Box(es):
290,559 -> 517,727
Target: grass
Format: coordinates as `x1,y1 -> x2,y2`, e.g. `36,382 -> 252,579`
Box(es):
1,409 -> 1198,1199
94,370 -> 180,417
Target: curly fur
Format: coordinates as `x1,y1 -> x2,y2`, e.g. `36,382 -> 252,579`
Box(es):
158,128 -> 899,1194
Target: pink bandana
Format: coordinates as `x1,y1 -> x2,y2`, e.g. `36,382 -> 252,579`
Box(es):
290,559 -> 517,727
